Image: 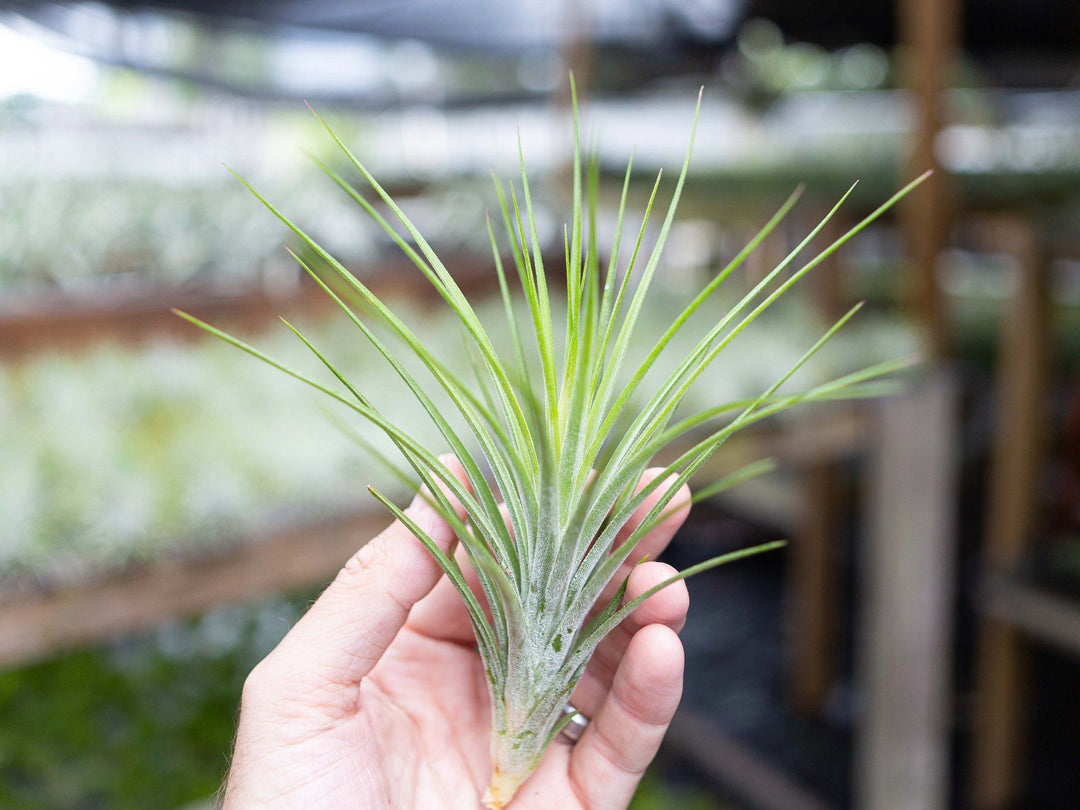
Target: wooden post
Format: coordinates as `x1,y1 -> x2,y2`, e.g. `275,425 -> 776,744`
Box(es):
559,0 -> 593,103
787,461 -> 842,715
785,206 -> 850,716
970,217 -> 1050,809
805,211 -> 849,322
856,372 -> 958,810
898,0 -> 960,358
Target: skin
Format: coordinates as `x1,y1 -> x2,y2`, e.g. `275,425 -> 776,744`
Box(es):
224,456 -> 692,809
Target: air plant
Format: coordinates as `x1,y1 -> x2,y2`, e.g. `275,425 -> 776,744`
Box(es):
177,82 -> 925,808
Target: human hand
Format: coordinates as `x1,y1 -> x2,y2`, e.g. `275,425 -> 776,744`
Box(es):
223,456 -> 692,809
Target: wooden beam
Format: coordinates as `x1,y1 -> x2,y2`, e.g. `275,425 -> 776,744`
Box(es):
979,572 -> 1080,660
898,0 -> 960,358
0,407 -> 867,670
0,254 -> 502,360
0,282 -> 331,359
0,510 -> 386,669
856,372 -> 958,810
971,216 -> 1051,810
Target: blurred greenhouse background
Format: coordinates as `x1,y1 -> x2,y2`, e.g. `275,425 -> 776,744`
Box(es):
1,1 -> 1080,808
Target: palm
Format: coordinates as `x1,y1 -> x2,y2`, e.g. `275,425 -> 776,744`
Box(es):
363,627 -> 583,809
289,629 -> 495,809
226,624 -> 592,809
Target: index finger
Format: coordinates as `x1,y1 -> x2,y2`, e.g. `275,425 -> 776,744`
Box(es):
255,454 -> 472,690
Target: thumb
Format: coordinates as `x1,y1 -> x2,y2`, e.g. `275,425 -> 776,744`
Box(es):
262,454 -> 471,689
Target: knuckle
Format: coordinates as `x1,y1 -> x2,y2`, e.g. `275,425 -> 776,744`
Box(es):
614,670 -> 681,727
334,537 -> 413,617
594,719 -> 649,778
338,537 -> 394,587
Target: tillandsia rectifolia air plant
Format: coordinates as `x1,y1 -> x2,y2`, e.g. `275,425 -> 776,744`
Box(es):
177,81 -> 926,807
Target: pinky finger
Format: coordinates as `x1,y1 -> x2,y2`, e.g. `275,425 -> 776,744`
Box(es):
567,624 -> 684,810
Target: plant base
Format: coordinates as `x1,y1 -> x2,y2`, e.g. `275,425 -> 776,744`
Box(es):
482,765 -> 528,809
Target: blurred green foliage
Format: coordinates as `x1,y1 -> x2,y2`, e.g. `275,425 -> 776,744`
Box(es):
0,604 -> 271,808
0,591 -> 723,809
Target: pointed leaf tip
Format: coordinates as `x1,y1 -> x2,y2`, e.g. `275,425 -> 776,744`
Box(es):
305,101 -> 331,129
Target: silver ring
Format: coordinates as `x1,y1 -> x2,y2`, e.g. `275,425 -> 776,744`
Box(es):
559,704 -> 589,743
